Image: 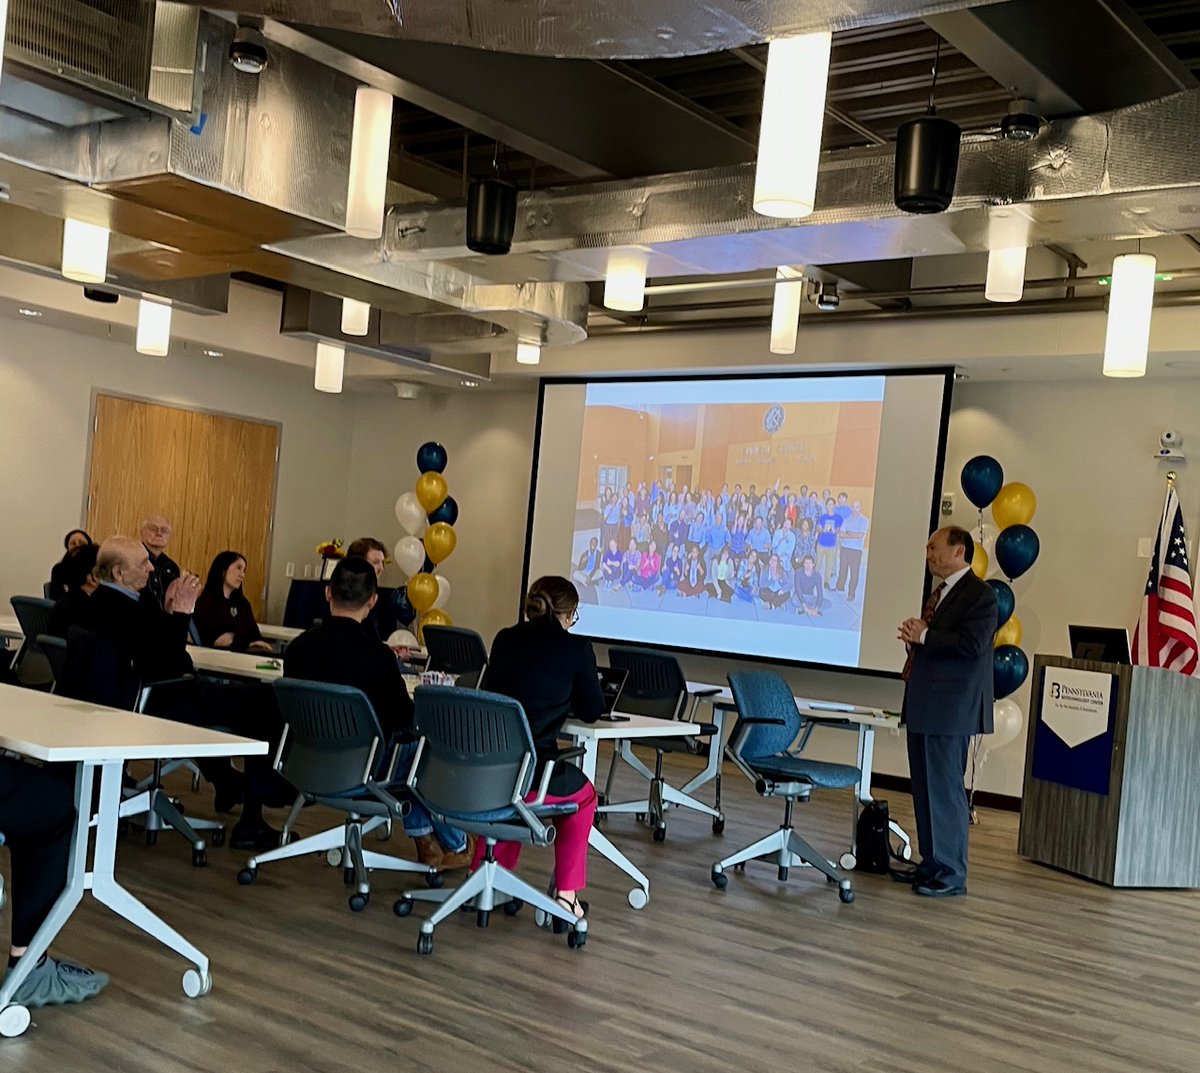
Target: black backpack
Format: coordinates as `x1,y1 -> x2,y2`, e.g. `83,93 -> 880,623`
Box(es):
854,800 -> 894,874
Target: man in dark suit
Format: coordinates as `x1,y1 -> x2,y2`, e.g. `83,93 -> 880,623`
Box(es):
140,515 -> 181,610
896,526 -> 997,898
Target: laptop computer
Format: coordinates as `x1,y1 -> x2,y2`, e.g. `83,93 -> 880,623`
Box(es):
1068,625 -> 1131,665
596,665 -> 630,721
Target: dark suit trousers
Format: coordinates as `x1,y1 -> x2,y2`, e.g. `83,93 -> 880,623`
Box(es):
907,731 -> 971,886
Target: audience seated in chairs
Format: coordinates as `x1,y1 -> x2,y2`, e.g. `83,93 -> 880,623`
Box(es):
283,556 -> 473,871
193,550 -> 274,653
139,516 -> 180,610
0,757 -> 108,1008
80,536 -> 284,850
46,543 -> 100,639
477,575 -> 605,922
47,529 -> 93,601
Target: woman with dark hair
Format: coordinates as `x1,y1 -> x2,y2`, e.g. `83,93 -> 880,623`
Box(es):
47,543 -> 100,638
477,576 -> 605,921
193,551 -> 274,653
48,529 -> 94,599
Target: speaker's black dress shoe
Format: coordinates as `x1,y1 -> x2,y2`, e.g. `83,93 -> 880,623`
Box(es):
889,864 -> 935,883
913,878 -> 967,898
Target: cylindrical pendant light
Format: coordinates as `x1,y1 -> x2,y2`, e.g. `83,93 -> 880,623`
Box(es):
769,267 -> 803,354
0,0 -> 10,87
1103,252 -> 1156,378
516,340 -> 541,366
61,219 -> 110,284
753,32 -> 832,219
985,246 -> 1027,303
345,86 -> 394,240
314,341 -> 345,393
341,297 -> 370,336
135,298 -> 172,356
604,249 -> 649,312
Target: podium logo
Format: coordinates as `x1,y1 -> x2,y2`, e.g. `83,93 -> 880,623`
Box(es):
1043,672 -> 1112,749
1050,683 -> 1060,700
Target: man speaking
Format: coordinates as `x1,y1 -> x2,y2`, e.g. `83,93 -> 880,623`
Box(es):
896,526 -> 997,898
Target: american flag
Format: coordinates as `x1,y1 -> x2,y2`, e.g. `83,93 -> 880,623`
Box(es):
1133,487 -> 1199,675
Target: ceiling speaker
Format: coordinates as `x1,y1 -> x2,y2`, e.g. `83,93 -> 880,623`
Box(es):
466,179 -> 518,255
893,114 -> 961,214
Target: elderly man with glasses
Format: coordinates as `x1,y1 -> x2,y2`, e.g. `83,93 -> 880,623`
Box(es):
140,515 -> 181,609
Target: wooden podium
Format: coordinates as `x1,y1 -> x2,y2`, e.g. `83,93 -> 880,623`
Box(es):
1018,654 -> 1200,887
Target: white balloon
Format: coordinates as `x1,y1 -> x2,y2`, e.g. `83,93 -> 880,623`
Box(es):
393,536 -> 426,579
986,697 -> 1024,751
394,492 -> 427,537
433,574 -> 451,610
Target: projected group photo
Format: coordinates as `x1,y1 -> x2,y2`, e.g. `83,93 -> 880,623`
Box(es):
567,395 -> 879,635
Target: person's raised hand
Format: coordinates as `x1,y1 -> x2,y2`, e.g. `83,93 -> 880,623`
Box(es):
165,572 -> 202,615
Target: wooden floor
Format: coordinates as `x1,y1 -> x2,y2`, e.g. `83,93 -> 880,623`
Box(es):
4,752 -> 1200,1073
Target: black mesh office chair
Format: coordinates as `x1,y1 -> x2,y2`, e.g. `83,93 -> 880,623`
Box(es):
422,626 -> 488,688
601,647 -> 723,840
10,597 -> 55,688
711,672 -> 858,903
236,679 -> 438,910
393,687 -> 587,955
34,635 -> 67,692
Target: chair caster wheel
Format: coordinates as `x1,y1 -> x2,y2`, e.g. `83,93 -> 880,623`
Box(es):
567,929 -> 587,950
192,848 -> 208,868
425,871 -> 444,889
393,897 -> 414,917
343,866 -> 355,886
182,969 -> 212,998
711,868 -> 728,890
326,848 -> 343,867
211,828 -> 226,848
712,815 -> 725,834
417,933 -> 433,956
0,1003 -> 31,1038
627,887 -> 649,909
652,825 -> 667,843
477,910 -> 490,928
236,866 -> 256,885
348,893 -> 369,912
503,898 -> 523,916
839,852 -> 857,870
839,885 -> 855,904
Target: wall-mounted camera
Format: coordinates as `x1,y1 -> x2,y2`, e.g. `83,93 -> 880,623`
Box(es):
1157,429 -> 1186,462
229,20 -> 268,75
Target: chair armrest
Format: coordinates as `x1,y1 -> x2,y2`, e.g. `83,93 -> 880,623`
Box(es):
529,746 -> 588,805
736,715 -> 787,725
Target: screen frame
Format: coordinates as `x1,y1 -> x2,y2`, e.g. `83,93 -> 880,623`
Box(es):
520,366 -> 956,680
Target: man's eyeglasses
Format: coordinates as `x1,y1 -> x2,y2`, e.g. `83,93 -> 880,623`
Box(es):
568,609 -> 580,627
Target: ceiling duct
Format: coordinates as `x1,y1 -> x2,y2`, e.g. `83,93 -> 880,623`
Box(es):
313,88 -> 1200,286
168,0 -> 1008,59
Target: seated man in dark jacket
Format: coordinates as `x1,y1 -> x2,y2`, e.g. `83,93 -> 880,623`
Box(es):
81,536 -> 282,849
285,557 -> 471,870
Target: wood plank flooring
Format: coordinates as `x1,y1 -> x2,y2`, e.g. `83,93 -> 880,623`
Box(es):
3,752 -> 1200,1072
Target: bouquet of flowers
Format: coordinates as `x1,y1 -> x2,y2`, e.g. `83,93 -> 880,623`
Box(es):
316,539 -> 345,560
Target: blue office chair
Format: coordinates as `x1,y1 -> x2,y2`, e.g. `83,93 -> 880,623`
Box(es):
393,687 -> 587,955
422,626 -> 488,688
34,635 -> 67,692
10,597 -> 55,689
236,679 -> 438,911
712,672 -> 859,903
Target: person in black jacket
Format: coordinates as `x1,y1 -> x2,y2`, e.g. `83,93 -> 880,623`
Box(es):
479,575 -> 606,921
193,551 -> 273,653
345,537 -> 399,642
140,515 -> 181,610
47,529 -> 93,600
47,543 -> 100,639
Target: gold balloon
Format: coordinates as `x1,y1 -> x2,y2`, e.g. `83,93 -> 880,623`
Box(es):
970,546 -> 989,580
415,471 -> 448,514
995,614 -> 1023,648
419,609 -> 452,642
407,571 -> 439,614
992,482 -> 1037,530
424,521 -> 457,565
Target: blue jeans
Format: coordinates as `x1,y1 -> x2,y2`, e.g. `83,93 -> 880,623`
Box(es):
395,741 -> 467,852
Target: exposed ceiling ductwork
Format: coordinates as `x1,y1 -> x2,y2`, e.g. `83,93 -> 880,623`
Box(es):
169,1 -> 1008,59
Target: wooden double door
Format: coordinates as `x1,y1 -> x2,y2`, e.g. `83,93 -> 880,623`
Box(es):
85,394 -> 279,617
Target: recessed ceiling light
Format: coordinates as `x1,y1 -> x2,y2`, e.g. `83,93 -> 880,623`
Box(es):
202,348 -> 224,358
17,307 -> 42,317
460,379 -> 479,388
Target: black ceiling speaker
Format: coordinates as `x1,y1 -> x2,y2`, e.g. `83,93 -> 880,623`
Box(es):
893,113 -> 961,214
82,287 -> 118,303
466,178 -> 518,255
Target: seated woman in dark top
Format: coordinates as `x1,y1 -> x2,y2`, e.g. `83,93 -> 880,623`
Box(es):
477,575 -> 606,921
48,529 -> 93,600
47,542 -> 100,638
193,550 -> 274,653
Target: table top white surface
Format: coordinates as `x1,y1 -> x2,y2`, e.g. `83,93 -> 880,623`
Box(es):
189,647 -> 283,681
691,679 -> 899,729
0,614 -> 302,643
0,682 -> 268,762
563,713 -> 702,740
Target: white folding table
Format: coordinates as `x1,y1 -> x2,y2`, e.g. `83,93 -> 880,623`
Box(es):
560,714 -> 699,909
188,647 -> 283,682
0,684 -> 267,1038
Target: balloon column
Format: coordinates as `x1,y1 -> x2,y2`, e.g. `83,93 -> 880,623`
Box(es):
959,455 -> 1043,756
393,442 -> 458,641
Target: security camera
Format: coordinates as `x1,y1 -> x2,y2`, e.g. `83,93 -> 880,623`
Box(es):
1157,429 -> 1185,461
1000,99 -> 1042,142
229,22 -> 268,75
1162,430 -> 1183,448
815,282 -> 840,312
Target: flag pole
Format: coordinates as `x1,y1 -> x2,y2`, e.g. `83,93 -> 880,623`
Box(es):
1167,469 -> 1177,488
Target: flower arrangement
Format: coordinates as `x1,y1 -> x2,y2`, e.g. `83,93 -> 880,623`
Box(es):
316,539 -> 345,560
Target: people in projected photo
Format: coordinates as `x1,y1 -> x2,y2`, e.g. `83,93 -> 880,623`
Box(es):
795,555 -> 824,617
677,546 -> 707,597
573,538 -> 602,587
758,554 -> 792,608
816,498 -> 842,584
601,539 -> 622,589
636,541 -> 661,589
709,548 -> 735,603
793,517 -> 817,566
659,543 -> 683,594
734,550 -> 760,603
687,510 -> 707,552
632,513 -> 651,547
729,514 -> 748,558
747,515 -> 771,556
617,539 -> 642,589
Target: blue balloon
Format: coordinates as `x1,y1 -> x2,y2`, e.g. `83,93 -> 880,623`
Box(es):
416,441 -> 448,474
987,579 -> 1015,629
994,645 -> 1029,700
994,524 -> 1040,580
390,586 -> 416,627
427,495 -> 459,526
961,455 -> 1005,509
422,555 -> 435,575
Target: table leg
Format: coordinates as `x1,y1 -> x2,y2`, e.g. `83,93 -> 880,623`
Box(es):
88,761 -> 211,997
578,737 -> 599,783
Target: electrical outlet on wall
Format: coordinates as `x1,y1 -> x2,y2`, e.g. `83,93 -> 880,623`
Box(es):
285,561 -> 295,578
303,563 -> 312,578
941,492 -> 955,516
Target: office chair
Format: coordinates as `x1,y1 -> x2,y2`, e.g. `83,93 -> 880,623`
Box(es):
236,679 -> 438,910
393,687 -> 588,955
9,597 -> 55,689
34,635 -> 67,692
0,832 -> 5,910
422,626 -> 488,688
57,627 -> 224,866
711,672 -> 858,903
600,646 -> 724,840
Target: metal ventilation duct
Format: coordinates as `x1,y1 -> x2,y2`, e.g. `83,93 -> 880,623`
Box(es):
169,0 -> 1007,58
308,88 -> 1200,285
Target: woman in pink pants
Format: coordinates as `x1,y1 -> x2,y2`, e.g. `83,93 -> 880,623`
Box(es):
475,576 -> 606,920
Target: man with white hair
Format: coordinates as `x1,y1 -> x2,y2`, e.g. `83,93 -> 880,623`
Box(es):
140,515 -> 181,609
